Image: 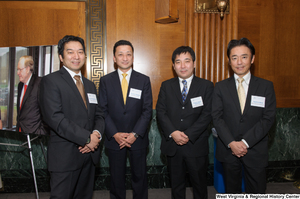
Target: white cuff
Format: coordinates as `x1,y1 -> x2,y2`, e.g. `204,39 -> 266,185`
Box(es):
241,139 -> 249,148
93,130 -> 102,140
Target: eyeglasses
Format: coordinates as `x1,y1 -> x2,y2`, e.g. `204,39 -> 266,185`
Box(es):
17,66 -> 28,72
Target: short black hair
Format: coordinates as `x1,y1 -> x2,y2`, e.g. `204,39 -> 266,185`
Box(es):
227,37 -> 255,60
113,40 -> 134,55
172,46 -> 196,64
58,35 -> 85,58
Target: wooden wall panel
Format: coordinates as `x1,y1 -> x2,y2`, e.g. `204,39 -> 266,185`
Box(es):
0,1 -> 85,47
186,0 -> 238,83
238,0 -> 300,107
106,0 -> 186,108
107,0 -> 300,108
155,0 -> 178,23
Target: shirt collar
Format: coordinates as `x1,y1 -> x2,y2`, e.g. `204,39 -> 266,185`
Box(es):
63,66 -> 82,79
234,72 -> 251,85
117,67 -> 132,77
25,74 -> 33,85
178,74 -> 194,84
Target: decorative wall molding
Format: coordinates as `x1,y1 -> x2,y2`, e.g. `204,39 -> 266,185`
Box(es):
186,0 -> 237,83
86,0 -> 106,92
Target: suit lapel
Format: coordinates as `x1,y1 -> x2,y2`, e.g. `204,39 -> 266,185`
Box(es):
82,77 -> 92,112
60,67 -> 87,110
243,75 -> 259,115
171,78 -> 183,104
227,77 -> 242,114
21,75 -> 35,108
127,70 -> 138,101
111,71 -> 124,106
19,75 -> 36,114
185,77 -> 199,104
17,82 -> 23,113
126,70 -> 142,109
128,70 -> 138,88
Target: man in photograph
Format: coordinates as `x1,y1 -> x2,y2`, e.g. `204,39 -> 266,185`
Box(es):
17,55 -> 45,135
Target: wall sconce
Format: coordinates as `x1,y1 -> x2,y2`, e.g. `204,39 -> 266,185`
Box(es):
195,0 -> 229,20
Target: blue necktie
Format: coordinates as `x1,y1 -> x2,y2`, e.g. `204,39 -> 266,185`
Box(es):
182,80 -> 187,102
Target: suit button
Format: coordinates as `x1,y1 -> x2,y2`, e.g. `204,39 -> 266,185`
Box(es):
181,119 -> 183,122
124,112 -> 126,115
182,107 -> 185,109
240,119 -> 243,122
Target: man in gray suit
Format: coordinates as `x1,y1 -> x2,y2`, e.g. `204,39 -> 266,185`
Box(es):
40,35 -> 105,199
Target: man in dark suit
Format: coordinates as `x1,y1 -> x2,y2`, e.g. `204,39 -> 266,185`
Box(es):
156,46 -> 214,199
99,40 -> 152,199
212,38 -> 276,193
16,56 -> 45,135
39,35 -> 105,199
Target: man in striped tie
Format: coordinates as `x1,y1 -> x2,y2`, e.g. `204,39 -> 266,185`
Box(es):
156,46 -> 214,199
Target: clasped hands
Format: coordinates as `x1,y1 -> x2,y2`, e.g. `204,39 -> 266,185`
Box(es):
229,141 -> 248,158
79,131 -> 101,154
171,130 -> 189,146
114,132 -> 137,149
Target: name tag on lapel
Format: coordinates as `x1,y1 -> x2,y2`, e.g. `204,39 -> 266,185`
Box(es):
251,95 -> 265,108
190,96 -> 203,108
87,93 -> 98,104
129,88 -> 142,99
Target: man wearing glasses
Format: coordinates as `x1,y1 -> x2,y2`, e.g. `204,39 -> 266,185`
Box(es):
16,56 -> 46,135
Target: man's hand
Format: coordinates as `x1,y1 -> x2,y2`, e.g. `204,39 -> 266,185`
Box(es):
79,131 -> 101,154
229,141 -> 248,157
126,133 -> 137,145
113,132 -> 131,149
171,130 -> 189,146
78,145 -> 91,154
86,132 -> 101,151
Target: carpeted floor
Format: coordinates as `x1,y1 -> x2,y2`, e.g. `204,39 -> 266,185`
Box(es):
1,182 -> 300,199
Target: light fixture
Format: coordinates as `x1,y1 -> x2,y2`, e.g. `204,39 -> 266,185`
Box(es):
195,0 -> 229,20
216,0 -> 228,19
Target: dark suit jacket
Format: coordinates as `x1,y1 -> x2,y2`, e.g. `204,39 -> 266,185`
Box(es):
156,76 -> 214,157
212,75 -> 276,167
39,67 -> 105,172
98,70 -> 152,150
17,74 -> 46,135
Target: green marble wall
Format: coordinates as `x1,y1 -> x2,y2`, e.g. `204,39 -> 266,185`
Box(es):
268,108 -> 300,161
0,108 -> 300,192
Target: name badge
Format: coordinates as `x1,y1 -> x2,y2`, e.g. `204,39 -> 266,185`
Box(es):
251,95 -> 265,108
87,93 -> 98,104
190,96 -> 203,108
129,88 -> 142,99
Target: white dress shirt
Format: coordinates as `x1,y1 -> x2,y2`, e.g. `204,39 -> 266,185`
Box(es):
19,74 -> 32,105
